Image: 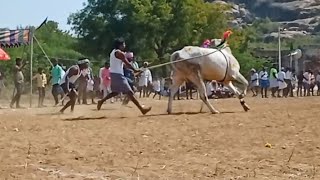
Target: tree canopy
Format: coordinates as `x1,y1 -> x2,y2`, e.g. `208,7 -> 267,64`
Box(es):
68,0 -> 240,74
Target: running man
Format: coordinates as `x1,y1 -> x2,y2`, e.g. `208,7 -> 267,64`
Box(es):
97,38 -> 151,115
59,58 -> 90,113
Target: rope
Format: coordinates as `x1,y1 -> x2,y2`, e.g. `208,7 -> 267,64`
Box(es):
147,46 -> 228,70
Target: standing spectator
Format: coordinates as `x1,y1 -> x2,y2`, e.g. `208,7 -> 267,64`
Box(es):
122,52 -> 138,105
185,81 -> 195,99
250,68 -> 259,97
290,69 -> 297,97
284,67 -> 292,97
259,67 -> 269,98
138,62 -> 152,98
303,69 -> 311,96
77,69 -> 89,104
277,67 -> 287,97
33,67 -> 47,107
86,67 -> 96,104
316,71 -> 320,96
10,58 -> 27,108
269,65 -> 278,97
152,77 -> 161,100
50,59 -> 65,106
296,71 -> 304,97
309,72 -> 316,96
99,62 -> 112,100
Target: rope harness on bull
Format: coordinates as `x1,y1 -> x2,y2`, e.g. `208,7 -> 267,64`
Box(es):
147,46 -> 230,82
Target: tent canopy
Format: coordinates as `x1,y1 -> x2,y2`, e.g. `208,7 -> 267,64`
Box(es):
0,48 -> 10,60
0,29 -> 32,48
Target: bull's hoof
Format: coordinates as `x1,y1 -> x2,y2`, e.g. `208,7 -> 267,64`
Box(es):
211,110 -> 220,114
167,109 -> 172,114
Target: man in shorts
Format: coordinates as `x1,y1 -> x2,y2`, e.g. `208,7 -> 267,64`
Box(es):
97,38 -> 151,115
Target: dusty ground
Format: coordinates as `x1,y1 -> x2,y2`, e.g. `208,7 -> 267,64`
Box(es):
1,96 -> 320,180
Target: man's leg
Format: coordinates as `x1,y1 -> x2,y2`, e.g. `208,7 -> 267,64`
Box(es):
82,81 -> 88,104
52,85 -> 59,105
126,91 -> 151,115
41,87 -> 46,106
15,84 -> 23,108
77,83 -> 83,104
38,87 -> 41,107
97,92 -> 119,110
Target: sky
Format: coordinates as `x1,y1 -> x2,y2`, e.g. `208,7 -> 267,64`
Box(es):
1,0 -> 86,31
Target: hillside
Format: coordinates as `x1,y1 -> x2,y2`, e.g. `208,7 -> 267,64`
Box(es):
212,0 -> 320,34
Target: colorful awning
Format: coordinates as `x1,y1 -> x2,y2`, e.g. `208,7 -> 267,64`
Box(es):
0,29 -> 31,48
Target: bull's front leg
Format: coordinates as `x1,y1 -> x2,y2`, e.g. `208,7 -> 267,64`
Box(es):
224,81 -> 250,112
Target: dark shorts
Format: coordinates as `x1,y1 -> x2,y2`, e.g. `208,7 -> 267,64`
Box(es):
260,79 -> 269,88
14,82 -> 24,94
52,84 -> 64,96
60,83 -> 76,94
110,73 -> 133,94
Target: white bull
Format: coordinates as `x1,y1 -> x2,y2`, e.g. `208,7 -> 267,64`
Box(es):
167,45 -> 250,114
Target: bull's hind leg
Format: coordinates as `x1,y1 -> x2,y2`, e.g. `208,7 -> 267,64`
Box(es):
188,71 -> 219,114
167,73 -> 184,114
224,81 -> 250,112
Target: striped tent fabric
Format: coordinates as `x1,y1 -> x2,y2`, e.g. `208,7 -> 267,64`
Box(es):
0,29 -> 31,48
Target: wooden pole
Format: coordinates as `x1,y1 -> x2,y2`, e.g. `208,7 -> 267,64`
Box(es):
29,29 -> 34,108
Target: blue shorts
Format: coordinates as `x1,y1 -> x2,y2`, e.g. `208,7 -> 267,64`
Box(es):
260,79 -> 269,88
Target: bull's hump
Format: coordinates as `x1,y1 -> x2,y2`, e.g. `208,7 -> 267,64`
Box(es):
180,46 -> 202,59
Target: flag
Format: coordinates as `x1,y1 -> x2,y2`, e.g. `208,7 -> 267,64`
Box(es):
36,17 -> 48,30
0,48 -> 10,60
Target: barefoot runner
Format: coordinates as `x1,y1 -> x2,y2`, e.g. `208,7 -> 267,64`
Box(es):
59,58 -> 90,113
97,38 -> 151,115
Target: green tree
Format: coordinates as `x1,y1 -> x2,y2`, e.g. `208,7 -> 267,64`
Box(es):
68,0 -> 230,75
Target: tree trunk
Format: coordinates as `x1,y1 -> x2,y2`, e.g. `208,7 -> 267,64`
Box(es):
155,48 -> 167,77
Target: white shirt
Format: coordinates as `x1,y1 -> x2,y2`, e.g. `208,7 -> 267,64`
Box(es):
139,68 -> 152,86
109,49 -> 124,75
278,71 -> 286,81
206,82 -> 213,96
316,74 -> 320,82
250,73 -> 259,86
259,71 -> 268,80
303,72 -> 310,83
152,80 -> 161,92
285,71 -> 292,80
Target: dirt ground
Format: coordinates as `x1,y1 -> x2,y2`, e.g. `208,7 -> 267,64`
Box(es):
1,95 -> 320,180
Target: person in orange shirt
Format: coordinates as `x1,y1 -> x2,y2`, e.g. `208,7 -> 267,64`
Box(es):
216,29 -> 233,48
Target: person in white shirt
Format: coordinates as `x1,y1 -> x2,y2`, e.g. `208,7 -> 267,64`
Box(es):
152,78 -> 161,100
284,67 -> 292,97
138,62 -> 152,98
290,69 -> 297,97
277,67 -> 287,97
310,72 -> 316,96
250,68 -> 259,97
259,67 -> 269,98
316,71 -> 320,96
303,69 -> 311,96
97,38 -> 151,115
